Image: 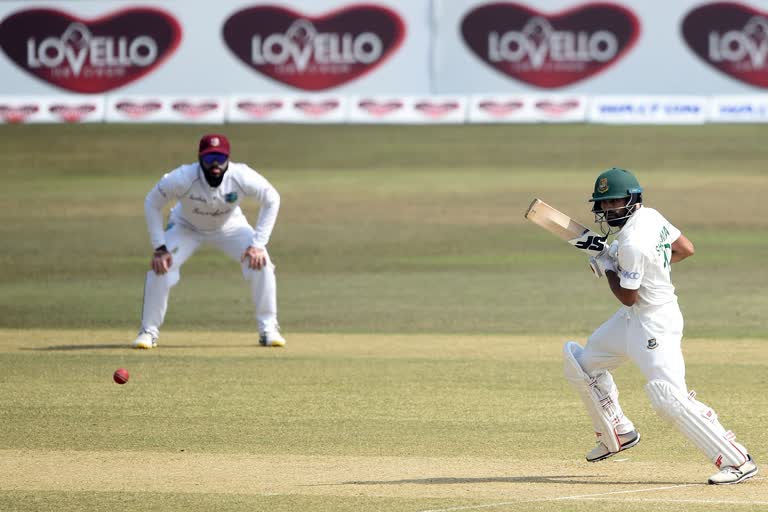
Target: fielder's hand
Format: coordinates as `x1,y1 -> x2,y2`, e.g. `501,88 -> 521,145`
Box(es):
241,246 -> 267,270
151,245 -> 173,275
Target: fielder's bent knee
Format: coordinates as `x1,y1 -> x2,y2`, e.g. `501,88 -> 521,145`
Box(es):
147,269 -> 180,288
241,263 -> 274,280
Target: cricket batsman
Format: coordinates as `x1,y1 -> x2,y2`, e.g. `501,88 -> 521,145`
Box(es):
563,167 -> 757,484
131,134 -> 286,349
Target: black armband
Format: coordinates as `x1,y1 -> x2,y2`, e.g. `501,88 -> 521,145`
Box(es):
154,245 -> 168,253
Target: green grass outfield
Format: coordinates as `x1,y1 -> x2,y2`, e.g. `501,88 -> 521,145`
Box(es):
0,124 -> 766,511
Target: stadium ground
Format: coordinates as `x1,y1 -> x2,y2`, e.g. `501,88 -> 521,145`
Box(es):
0,124 -> 766,511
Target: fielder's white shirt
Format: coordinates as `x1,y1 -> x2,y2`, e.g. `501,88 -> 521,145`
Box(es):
144,162 -> 280,250
615,206 -> 681,308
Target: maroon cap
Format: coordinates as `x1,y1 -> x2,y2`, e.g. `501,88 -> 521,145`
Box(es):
198,134 -> 230,156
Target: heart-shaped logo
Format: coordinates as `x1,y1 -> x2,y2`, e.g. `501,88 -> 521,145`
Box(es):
222,5 -> 406,91
49,103 -> 97,122
358,99 -> 404,117
682,3 -> 768,88
172,101 -> 219,118
115,100 -> 163,119
415,101 -> 460,118
0,8 -> 182,93
293,99 -> 340,116
461,3 -> 640,88
478,100 -> 524,117
535,99 -> 581,115
237,100 -> 284,118
0,104 -> 39,123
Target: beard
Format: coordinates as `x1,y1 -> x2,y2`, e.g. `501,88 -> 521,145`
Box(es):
201,160 -> 228,187
605,206 -> 631,227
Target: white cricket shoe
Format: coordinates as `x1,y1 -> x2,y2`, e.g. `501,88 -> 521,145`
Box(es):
708,455 -> 758,485
586,430 -> 641,462
259,329 -> 286,347
131,331 -> 158,350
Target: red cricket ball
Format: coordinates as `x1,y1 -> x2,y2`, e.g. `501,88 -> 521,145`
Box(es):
113,368 -> 130,384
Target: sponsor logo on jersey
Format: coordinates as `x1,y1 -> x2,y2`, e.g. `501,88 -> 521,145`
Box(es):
224,192 -> 238,203
0,8 -> 182,93
620,270 -> 640,280
222,5 -> 406,91
647,338 -> 658,349
460,2 -> 640,88
682,3 -> 768,88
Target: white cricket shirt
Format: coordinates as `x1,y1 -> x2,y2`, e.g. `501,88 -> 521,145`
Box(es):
615,206 -> 681,308
144,162 -> 280,250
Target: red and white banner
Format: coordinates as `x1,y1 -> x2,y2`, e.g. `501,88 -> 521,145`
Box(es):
2,0 -> 767,124
468,95 -> 587,123
0,95 -> 104,123
0,6 -> 182,94
681,3 -> 768,90
0,0 -> 431,96
433,0 -> 768,95
105,95 -> 226,123
348,95 -> 468,123
2,93 -> 766,124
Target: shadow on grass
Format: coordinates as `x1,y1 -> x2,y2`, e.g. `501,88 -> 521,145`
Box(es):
22,344 -> 259,351
340,475 -> 699,486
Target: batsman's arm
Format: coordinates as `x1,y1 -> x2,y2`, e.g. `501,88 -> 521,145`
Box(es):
671,234 -> 695,263
606,271 -> 638,307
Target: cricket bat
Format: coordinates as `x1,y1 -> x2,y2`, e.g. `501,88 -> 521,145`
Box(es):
524,198 -> 607,257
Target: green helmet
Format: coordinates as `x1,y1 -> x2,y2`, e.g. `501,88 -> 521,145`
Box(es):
589,167 -> 643,204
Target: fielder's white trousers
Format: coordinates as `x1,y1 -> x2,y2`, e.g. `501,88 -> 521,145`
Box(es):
139,218 -> 278,338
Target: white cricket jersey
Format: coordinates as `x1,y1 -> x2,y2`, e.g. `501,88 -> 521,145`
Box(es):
144,162 -> 280,250
615,206 -> 681,308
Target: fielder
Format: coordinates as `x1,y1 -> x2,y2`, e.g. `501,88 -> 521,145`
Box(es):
131,134 -> 285,349
564,167 -> 757,485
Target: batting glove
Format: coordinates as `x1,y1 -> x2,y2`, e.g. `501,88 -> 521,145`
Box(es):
607,239 -> 619,261
589,251 -> 616,278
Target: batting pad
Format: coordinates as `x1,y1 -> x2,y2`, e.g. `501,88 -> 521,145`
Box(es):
563,342 -> 623,453
646,379 -> 749,468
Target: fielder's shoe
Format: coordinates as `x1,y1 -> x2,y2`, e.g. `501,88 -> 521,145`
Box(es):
586,430 -> 641,462
708,455 -> 758,485
131,331 -> 158,350
259,329 -> 286,347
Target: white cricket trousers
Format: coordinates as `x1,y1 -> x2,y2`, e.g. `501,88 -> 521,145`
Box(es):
576,302 -> 749,467
139,218 -> 278,338
580,302 -> 687,391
